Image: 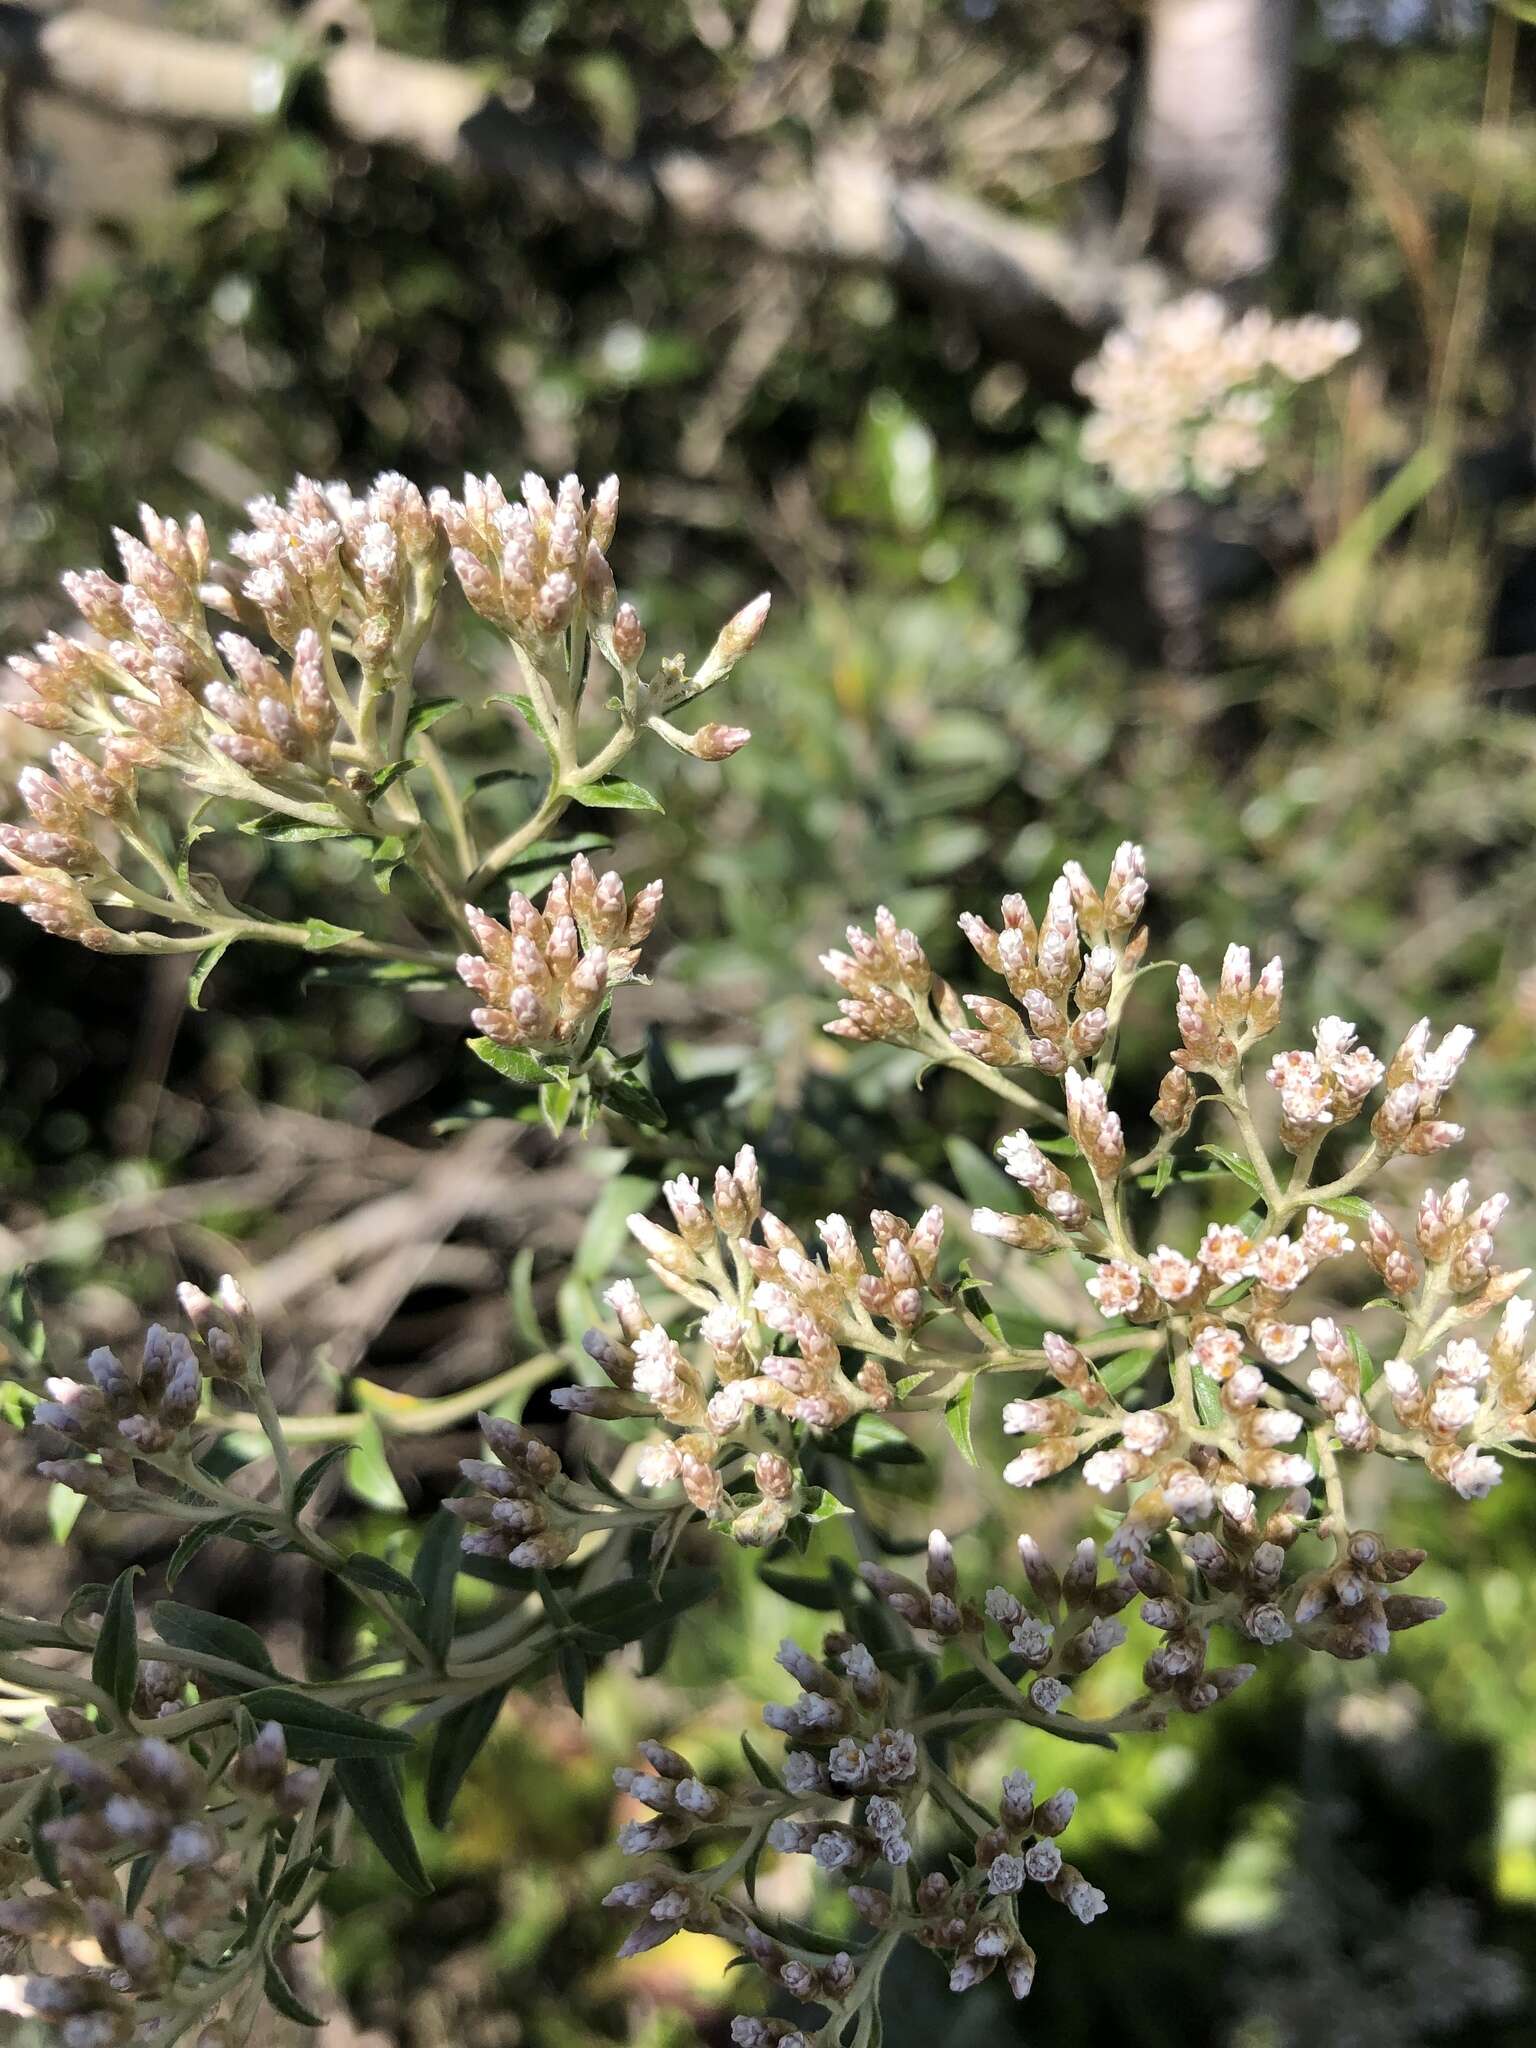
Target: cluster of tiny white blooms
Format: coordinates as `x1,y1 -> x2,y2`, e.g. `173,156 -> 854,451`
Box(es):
1360,1184 -> 1536,1499
760,1637 -> 918,1873
577,1148 -> 954,1542
1074,292 -> 1360,497
229,471 -> 440,663
952,843 -> 1147,1074
456,852 -> 662,1056
896,1763 -> 1101,1997
956,885 -> 1520,1661
435,468 -> 622,648
819,845 -> 1147,1079
0,1722 -> 321,2045
1265,1014 -> 1385,1148
605,1644 -> 889,2010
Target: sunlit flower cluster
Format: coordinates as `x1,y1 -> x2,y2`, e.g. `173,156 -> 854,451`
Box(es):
1074,293 -> 1360,497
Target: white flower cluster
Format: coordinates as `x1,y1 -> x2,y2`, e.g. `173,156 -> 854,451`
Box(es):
1075,292 -> 1360,497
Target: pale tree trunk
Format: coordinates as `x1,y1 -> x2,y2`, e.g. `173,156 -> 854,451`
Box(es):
1134,0 -> 1297,674
1137,0 -> 1297,286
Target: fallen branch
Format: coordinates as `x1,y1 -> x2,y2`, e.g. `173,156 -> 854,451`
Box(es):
0,4 -> 1161,357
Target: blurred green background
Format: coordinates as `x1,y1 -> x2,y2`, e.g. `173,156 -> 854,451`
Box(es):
5,1 -> 1536,2042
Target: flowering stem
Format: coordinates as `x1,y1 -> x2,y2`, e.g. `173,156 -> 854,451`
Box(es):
418,733 -> 476,878
209,1351 -> 561,1444
1314,1427 -> 1351,1555
917,1016 -> 1068,1128
470,785 -> 568,890
1211,1076 -> 1287,1216
1300,1142 -> 1383,1215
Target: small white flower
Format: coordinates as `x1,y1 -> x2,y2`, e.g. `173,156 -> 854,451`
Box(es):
1147,1245 -> 1201,1303
1065,1879 -> 1109,1924
1445,1446 -> 1502,1499
811,1829 -> 859,1872
1436,1339 -> 1490,1386
1085,1260 -> 1144,1317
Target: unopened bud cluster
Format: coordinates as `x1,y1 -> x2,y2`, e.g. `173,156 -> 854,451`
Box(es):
450,1411 -> 580,1569
822,843 -> 1147,1080
1,476 -> 442,935
458,853 -> 662,1056
435,468 -> 764,759
0,1722 -> 319,2045
24,1278 -> 256,1508
607,1624 -> 1107,2025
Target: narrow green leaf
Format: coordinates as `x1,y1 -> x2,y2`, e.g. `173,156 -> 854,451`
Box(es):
1191,1363 -> 1224,1429
335,1755 -> 432,1896
187,936 -> 234,1012
561,1567 -> 720,1650
487,693 -> 561,777
539,1076 -> 576,1134
238,1689 -> 414,1761
238,813 -> 360,844
594,1071 -> 668,1130
557,1640 -> 588,1714
30,1782 -> 62,1888
425,1686 -> 508,1830
920,1668 -> 991,1717
569,774 -> 663,813
467,1037 -> 559,1087
47,1481 -> 86,1546
263,1954 -> 325,2028
291,1444 -> 352,1517
1197,1144 -> 1263,1193
404,697 -> 463,739
1096,1349 -> 1161,1400
411,1510 -> 462,1665
508,1246 -> 547,1352
366,760 -> 413,800
1346,1327 -> 1380,1393
944,1383 -> 978,1468
756,1566 -> 840,1610
369,833 -> 411,896
342,1554 -> 424,1606
165,1514 -> 272,1592
92,1566 -> 141,1718
303,918 -> 365,953
638,1617 -> 676,1679
124,1853 -> 156,1916
176,797 -> 218,886
150,1601 -> 280,1681
740,1736 -> 782,1789
345,1416 -> 406,1512
849,1413 -> 925,1466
